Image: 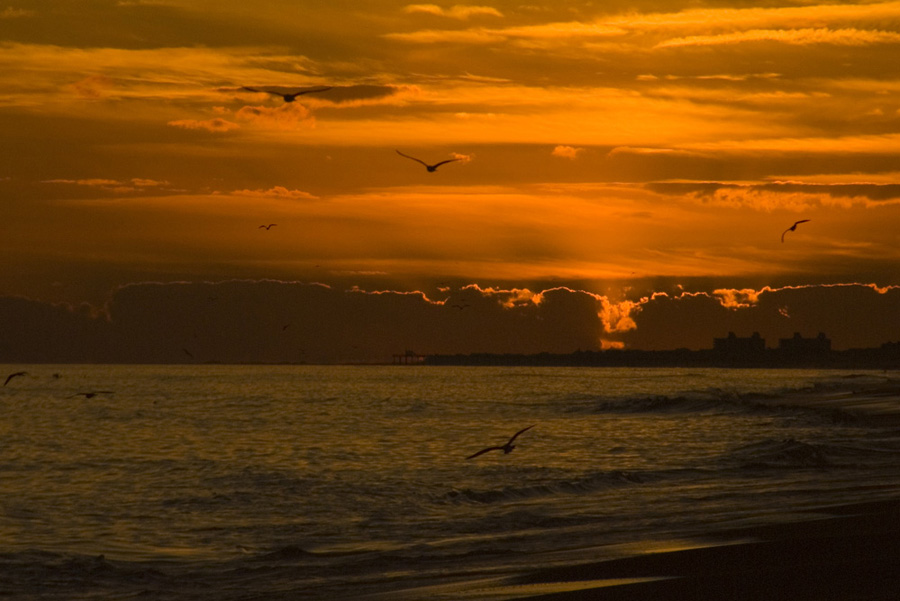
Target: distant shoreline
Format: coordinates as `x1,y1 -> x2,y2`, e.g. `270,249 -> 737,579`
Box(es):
421,346 -> 900,370
3,347 -> 899,369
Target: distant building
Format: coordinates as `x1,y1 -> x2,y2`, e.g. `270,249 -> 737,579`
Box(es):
778,332 -> 831,355
393,350 -> 425,365
713,332 -> 766,356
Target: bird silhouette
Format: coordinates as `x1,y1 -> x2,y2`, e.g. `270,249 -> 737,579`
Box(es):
69,391 -> 114,399
466,425 -> 536,460
781,219 -> 811,242
395,150 -> 460,172
4,371 -> 27,386
259,224 -> 277,230
241,86 -> 332,103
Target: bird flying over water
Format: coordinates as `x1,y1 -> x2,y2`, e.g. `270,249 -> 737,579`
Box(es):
4,371 -> 27,386
466,425 -> 536,460
69,391 -> 114,399
241,86 -> 332,103
259,224 -> 277,230
781,219 -> 811,242
395,150 -> 460,172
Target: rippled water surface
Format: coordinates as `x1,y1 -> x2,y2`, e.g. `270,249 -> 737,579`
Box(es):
3,365 -> 900,599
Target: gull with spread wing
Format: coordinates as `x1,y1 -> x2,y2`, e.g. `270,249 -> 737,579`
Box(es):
396,150 -> 461,172
466,425 -> 536,460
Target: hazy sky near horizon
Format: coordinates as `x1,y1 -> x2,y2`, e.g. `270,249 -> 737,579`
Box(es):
2,0 -> 900,359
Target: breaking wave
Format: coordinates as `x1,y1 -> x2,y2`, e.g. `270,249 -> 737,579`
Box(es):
442,470 -> 647,505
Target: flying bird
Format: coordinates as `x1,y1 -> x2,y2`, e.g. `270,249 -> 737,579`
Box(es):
4,371 -> 27,386
69,391 -> 114,399
395,150 -> 460,172
259,224 -> 277,230
466,425 -> 536,460
241,86 -> 332,103
781,219 -> 811,243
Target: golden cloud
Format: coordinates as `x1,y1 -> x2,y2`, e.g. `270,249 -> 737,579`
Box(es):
386,21 -> 626,45
384,28 -> 506,44
713,287 -> 765,309
167,118 -> 241,132
42,177 -> 172,194
683,133 -> 900,155
232,187 -> 319,200
67,75 -> 115,98
0,7 -> 33,18
657,27 -> 900,48
608,2 -> 900,32
608,146 -> 701,157
403,4 -> 503,19
387,2 -> 900,51
234,103 -> 315,130
44,178 -> 122,187
552,145 -> 584,159
599,297 -> 639,333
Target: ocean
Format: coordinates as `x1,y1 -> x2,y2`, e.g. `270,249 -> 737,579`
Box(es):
2,365 -> 900,600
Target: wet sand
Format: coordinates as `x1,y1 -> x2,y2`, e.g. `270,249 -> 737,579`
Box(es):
503,498 -> 900,600
371,498 -> 900,600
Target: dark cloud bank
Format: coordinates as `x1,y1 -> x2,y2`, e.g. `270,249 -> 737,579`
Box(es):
1,280 -> 899,364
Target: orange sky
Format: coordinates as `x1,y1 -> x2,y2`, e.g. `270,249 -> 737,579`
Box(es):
2,1 -> 900,359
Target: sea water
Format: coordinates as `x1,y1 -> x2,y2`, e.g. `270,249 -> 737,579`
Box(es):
2,365 -> 900,599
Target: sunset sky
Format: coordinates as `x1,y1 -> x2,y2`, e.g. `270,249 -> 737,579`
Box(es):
2,1 -> 900,362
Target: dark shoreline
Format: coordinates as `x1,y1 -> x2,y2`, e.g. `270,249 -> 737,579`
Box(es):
422,347 -> 900,370
368,497 -> 900,601
506,498 -> 900,600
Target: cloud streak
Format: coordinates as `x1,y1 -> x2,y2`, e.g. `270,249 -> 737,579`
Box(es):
387,2 -> 900,49
403,4 -> 503,19
168,117 -> 240,132
647,180 -> 900,207
232,186 -> 319,200
657,28 -> 900,48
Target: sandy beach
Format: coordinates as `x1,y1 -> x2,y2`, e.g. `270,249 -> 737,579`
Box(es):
371,497 -> 900,601
503,498 -> 900,600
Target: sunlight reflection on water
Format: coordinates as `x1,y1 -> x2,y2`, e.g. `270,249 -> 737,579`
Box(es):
3,365 -> 900,599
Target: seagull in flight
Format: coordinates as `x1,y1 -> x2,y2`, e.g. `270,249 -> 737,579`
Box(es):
466,425 -> 536,460
69,391 -> 114,399
396,150 -> 460,172
4,371 -> 27,386
259,224 -> 277,230
241,86 -> 332,103
781,219 -> 811,243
